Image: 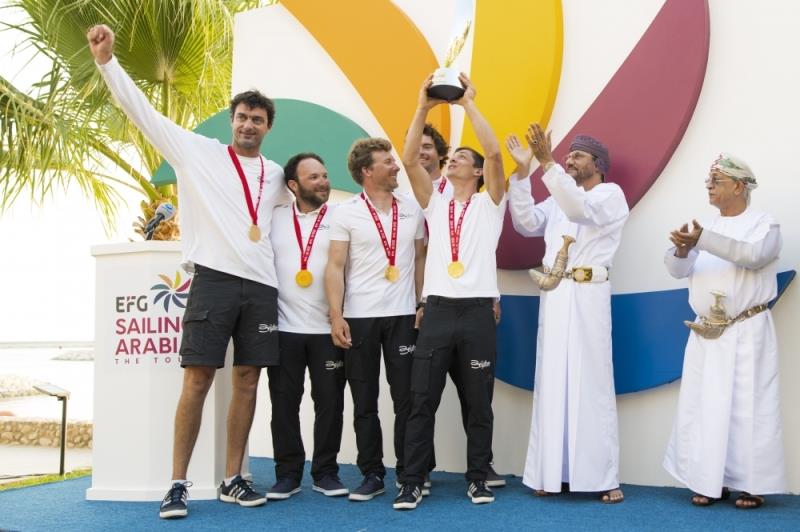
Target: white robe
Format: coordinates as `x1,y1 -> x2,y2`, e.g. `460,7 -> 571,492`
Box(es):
508,165 -> 629,492
663,208 -> 786,497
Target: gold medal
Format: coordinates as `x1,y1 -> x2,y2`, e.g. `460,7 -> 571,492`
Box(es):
295,269 -> 313,287
248,224 -> 261,242
447,261 -> 465,278
385,264 -> 400,283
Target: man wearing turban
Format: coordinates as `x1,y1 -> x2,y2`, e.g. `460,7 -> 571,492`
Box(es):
663,154 -> 786,509
505,124 -> 629,503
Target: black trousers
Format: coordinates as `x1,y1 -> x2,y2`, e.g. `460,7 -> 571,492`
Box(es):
404,297 -> 496,483
267,332 -> 345,482
428,352 -> 496,471
344,314 -> 417,478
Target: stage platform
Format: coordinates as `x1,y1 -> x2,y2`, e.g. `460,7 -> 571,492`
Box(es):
1,458 -> 798,531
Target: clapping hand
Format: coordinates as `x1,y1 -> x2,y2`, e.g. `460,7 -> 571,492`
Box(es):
527,123 -> 554,166
670,220 -> 703,257
505,134 -> 533,179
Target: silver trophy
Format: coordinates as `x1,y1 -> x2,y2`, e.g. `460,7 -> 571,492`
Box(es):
428,2 -> 472,101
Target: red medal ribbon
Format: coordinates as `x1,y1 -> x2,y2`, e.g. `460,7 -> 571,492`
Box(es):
448,198 -> 471,262
228,145 -> 265,228
424,178 -> 448,237
361,193 -> 398,266
292,203 -> 328,270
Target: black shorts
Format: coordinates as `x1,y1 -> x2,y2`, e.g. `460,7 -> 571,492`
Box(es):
179,264 -> 279,368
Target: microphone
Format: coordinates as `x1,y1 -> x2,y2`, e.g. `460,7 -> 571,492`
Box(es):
145,203 -> 175,240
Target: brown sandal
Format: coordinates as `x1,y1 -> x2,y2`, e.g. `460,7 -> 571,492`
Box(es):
601,488 -> 624,504
691,487 -> 731,506
735,492 -> 764,509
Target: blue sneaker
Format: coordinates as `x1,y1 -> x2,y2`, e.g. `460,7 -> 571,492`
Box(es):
219,475 -> 267,507
312,475 -> 349,497
267,477 -> 302,500
348,473 -> 384,501
159,481 -> 191,519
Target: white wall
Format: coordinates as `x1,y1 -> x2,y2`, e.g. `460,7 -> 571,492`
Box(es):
240,0 -> 800,493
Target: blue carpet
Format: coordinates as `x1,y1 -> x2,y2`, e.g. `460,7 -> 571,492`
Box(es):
1,458 -> 798,531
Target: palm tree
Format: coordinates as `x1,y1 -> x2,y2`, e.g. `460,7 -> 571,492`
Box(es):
0,0 -> 266,237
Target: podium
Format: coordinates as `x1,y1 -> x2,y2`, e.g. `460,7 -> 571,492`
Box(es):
86,242 -> 247,501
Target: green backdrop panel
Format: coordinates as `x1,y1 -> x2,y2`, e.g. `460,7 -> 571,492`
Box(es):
151,98 -> 368,193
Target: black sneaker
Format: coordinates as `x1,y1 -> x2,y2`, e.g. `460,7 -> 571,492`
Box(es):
486,464 -> 506,488
219,475 -> 267,507
312,475 -> 349,497
159,481 -> 191,519
348,473 -> 384,501
395,474 -> 431,496
467,480 -> 495,504
267,477 -> 301,500
393,484 -> 422,510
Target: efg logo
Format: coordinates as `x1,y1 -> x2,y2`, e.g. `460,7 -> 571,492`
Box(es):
112,271 -> 192,367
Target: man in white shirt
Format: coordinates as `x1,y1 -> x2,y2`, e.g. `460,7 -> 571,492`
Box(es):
420,124 -> 454,197
416,123 -> 505,488
88,25 -> 291,519
267,153 -> 348,501
506,124 -> 628,504
394,74 -> 506,510
325,138 -> 425,502
663,154 -> 785,509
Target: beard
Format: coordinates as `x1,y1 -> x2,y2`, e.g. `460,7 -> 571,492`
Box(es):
297,185 -> 328,209
567,165 -> 593,184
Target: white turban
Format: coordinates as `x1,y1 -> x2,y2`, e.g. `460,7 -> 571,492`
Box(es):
711,153 -> 758,190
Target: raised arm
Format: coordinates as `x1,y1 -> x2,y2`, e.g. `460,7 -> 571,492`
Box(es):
525,123 -> 628,226
402,77 -> 445,209
325,239 -> 351,349
87,24 -> 194,168
454,74 -> 504,205
505,133 -> 548,236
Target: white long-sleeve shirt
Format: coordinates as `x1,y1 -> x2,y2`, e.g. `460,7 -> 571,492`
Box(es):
98,56 -> 291,287
508,164 -> 629,270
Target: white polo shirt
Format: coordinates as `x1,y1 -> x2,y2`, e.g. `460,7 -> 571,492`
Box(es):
432,176 -> 454,198
422,190 -> 507,299
329,192 -> 424,318
99,56 -> 290,287
272,202 -> 335,334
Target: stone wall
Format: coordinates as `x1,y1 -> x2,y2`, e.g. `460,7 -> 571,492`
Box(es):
0,418 -> 92,448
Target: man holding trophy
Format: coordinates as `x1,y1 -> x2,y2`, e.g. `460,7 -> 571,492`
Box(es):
413,122 -> 506,489
395,59 -> 507,508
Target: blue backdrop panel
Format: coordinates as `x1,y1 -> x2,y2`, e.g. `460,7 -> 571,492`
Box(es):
496,270 -> 795,394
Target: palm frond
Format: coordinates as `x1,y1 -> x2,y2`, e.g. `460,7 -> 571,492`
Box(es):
0,0 -> 268,227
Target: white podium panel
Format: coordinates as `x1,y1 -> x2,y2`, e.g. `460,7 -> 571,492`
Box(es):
86,242 -> 248,501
